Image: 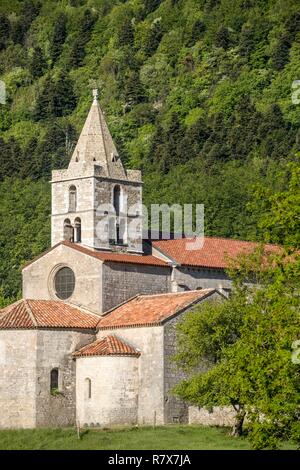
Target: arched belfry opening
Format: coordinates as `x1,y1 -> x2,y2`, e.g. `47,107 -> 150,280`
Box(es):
113,185 -> 121,217
112,185 -> 126,245
69,185 -> 77,212
74,218 -> 82,243
63,219 -> 74,242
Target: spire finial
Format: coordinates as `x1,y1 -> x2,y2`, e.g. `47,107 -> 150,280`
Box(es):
92,88 -> 98,102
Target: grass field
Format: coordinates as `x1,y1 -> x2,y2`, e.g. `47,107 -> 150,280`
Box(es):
0,425 -> 296,450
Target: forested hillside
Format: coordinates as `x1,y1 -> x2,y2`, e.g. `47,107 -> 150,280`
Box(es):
0,0 -> 299,302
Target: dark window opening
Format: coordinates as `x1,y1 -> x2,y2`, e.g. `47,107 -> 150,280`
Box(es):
113,185 -> 121,217
64,219 -> 74,242
50,368 -> 59,393
74,218 -> 81,243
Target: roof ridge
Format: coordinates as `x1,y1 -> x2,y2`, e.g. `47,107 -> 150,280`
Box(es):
23,299 -> 38,327
138,288 -> 214,298
72,333 -> 140,358
154,235 -> 276,246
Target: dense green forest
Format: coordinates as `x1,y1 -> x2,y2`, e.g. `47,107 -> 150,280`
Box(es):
0,0 -> 299,302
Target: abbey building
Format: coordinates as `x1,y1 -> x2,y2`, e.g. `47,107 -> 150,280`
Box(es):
0,91 -> 266,428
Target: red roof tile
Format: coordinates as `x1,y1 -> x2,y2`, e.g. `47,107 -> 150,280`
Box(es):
0,299 -> 99,330
73,335 -> 140,358
98,289 -> 216,329
23,241 -> 170,269
153,237 -> 279,269
62,241 -> 169,266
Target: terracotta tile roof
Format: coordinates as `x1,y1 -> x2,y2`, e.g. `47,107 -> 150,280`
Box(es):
152,237 -> 279,269
72,335 -> 140,358
62,241 -> 170,266
23,241 -> 170,269
0,299 -> 99,330
98,289 -> 216,329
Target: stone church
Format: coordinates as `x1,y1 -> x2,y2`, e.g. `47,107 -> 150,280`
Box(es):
0,90 -> 263,429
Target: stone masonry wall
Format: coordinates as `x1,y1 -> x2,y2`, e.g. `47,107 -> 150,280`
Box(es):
102,263 -> 171,312
23,244 -> 103,314
76,355 -> 139,427
35,329 -> 95,427
188,406 -> 236,427
163,291 -> 224,425
94,178 -> 143,253
0,330 -> 37,428
173,266 -> 232,292
97,327 -> 165,425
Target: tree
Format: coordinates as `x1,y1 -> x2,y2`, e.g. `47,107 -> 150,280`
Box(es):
189,19 -> 206,45
11,0 -> 41,45
0,178 -> 50,300
249,159 -> 300,249
215,26 -> 231,49
34,73 -> 76,120
116,17 -> 134,47
122,70 -> 145,107
174,163 -> 300,448
271,33 -> 291,71
68,9 -> 97,67
0,13 -> 10,51
144,0 -> 162,15
50,13 -> 68,64
239,23 -> 254,58
174,247 -> 300,448
29,46 -> 47,78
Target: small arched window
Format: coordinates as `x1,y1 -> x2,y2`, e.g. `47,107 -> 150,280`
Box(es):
63,219 -> 74,242
85,378 -> 92,399
113,185 -> 121,217
69,185 -> 77,212
74,217 -> 81,243
50,368 -> 59,393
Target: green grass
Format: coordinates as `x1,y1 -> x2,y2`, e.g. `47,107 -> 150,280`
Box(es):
0,425 -> 296,450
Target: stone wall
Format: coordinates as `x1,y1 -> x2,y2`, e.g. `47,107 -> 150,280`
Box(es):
188,406 -> 236,427
163,291 -> 224,424
102,263 -> 171,312
94,178 -> 143,253
23,244 -> 103,314
173,266 -> 232,292
35,329 -> 95,427
163,315 -> 189,424
76,355 -> 139,427
97,327 -> 165,425
51,169 -> 96,248
0,330 -> 37,428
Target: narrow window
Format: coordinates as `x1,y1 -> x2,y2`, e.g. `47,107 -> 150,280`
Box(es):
113,185 -> 121,217
85,378 -> 92,399
63,219 -> 74,242
69,185 -> 77,212
50,368 -> 59,393
74,217 -> 81,243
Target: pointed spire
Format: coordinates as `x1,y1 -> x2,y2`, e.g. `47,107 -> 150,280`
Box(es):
69,89 -> 127,179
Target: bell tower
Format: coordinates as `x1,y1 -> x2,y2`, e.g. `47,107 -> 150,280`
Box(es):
51,89 -> 143,253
